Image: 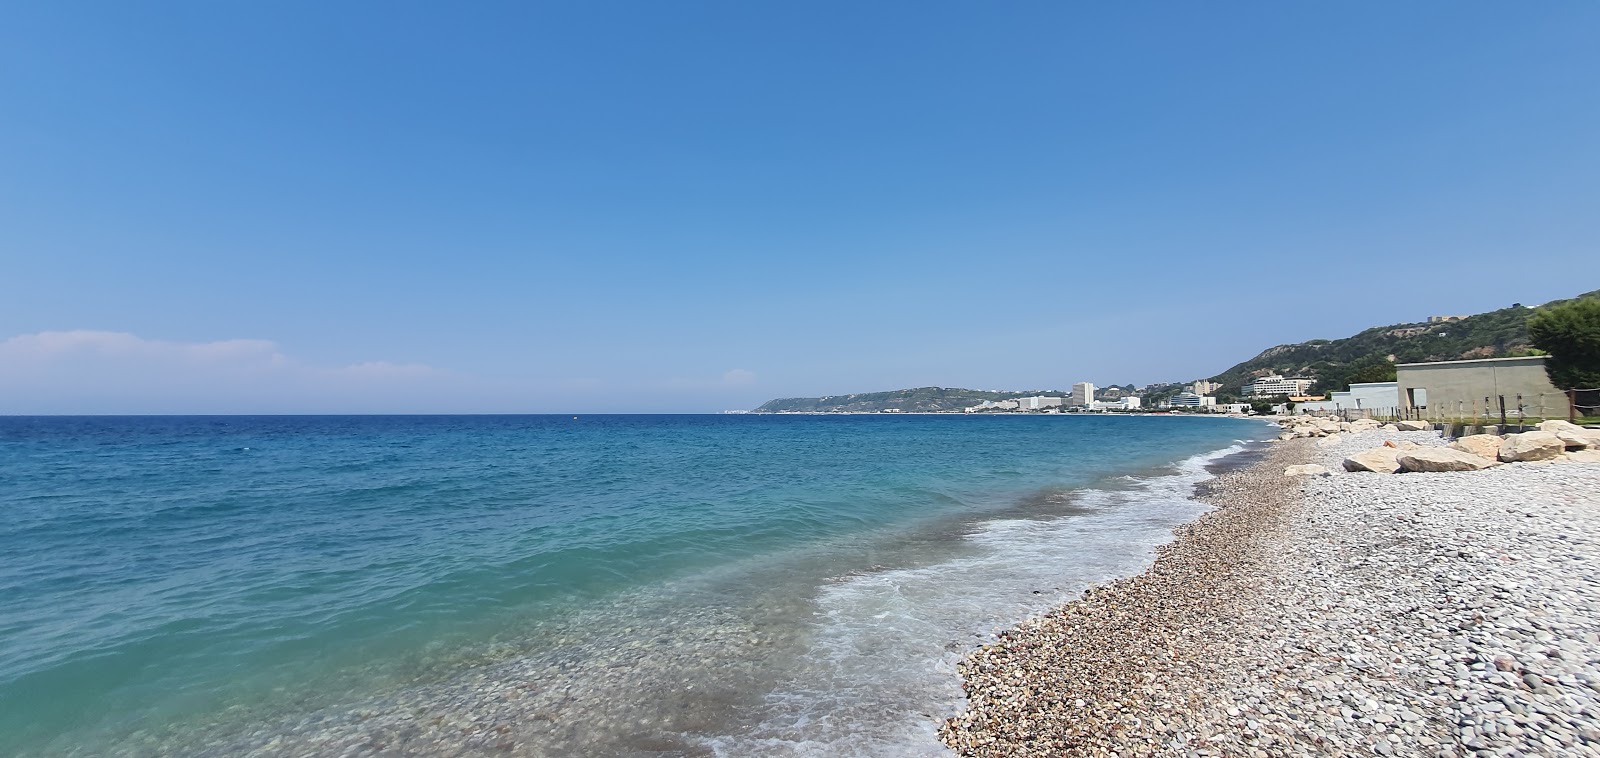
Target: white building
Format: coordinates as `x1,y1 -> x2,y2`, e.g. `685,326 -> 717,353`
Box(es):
1296,381 -> 1400,416
1121,396 -> 1142,410
1190,380 -> 1221,395
1015,396 -> 1064,411
1070,382 -> 1096,407
1244,374 -> 1315,398
1170,392 -> 1217,409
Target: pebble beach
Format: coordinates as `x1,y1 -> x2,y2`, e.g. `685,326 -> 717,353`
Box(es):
941,425 -> 1600,757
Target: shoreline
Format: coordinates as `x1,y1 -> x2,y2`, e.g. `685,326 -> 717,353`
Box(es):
941,427 -> 1600,756
10,418 -> 1266,758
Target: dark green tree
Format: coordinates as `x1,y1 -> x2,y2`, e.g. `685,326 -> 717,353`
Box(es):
1528,298 -> 1600,390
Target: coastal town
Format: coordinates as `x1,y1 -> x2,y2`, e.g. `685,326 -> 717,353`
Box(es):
750,296 -> 1599,425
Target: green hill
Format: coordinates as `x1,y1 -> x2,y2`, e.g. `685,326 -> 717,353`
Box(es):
753,387 -> 1070,413
1206,289 -> 1600,396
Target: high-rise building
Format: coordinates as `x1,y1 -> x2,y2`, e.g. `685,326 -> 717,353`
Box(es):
1070,382 -> 1095,407
1190,380 -> 1221,396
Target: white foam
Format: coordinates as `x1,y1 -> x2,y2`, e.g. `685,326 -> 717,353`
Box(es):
700,444 -> 1246,756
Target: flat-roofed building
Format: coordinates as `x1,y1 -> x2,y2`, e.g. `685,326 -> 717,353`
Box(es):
1297,382 -> 1400,416
1070,382 -> 1095,407
1396,356 -> 1566,420
1015,396 -> 1064,411
1244,374 -> 1315,398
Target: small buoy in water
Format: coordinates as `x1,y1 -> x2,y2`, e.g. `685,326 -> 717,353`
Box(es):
573,416 -> 578,420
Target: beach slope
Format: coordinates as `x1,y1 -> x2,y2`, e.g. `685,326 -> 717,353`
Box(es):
942,428 -> 1600,756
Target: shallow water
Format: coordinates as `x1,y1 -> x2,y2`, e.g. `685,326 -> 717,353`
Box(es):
0,413 -> 1269,756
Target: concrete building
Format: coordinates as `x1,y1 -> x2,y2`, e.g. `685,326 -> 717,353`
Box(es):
1014,396 -> 1064,411
1244,374 -> 1315,398
1070,382 -> 1095,407
1190,380 -> 1222,395
1396,356 -> 1567,420
1170,392 -> 1217,409
1121,396 -> 1141,410
1297,381 -> 1400,416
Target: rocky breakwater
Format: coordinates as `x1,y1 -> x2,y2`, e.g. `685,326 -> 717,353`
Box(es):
942,420 -> 1600,757
1334,419 -> 1600,476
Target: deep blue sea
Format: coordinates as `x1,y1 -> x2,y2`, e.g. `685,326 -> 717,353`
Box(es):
0,413 -> 1269,757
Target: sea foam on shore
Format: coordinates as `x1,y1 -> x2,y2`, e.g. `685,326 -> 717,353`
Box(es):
943,427 -> 1600,757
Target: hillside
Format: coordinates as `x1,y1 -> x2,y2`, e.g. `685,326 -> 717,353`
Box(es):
753,387 -> 1070,413
1206,289 -> 1600,395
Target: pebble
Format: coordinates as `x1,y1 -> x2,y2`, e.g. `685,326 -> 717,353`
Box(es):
941,429 -> 1600,757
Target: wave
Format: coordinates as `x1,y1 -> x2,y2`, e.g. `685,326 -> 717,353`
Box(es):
699,442 -> 1247,757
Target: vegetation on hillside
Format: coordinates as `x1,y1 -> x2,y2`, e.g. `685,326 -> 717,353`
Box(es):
752,289 -> 1600,413
1206,290 -> 1600,396
753,387 -> 1073,414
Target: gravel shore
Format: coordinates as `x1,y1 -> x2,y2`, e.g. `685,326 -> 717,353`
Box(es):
941,428 -> 1600,757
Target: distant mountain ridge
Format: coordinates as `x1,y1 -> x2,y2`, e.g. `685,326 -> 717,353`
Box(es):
753,387 -> 1069,414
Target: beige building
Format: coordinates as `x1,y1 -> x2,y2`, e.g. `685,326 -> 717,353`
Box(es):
1396,356 -> 1566,420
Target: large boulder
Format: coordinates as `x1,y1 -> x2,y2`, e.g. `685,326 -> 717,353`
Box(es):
1555,430 -> 1597,450
1398,448 -> 1502,472
1395,420 -> 1432,432
1563,450 -> 1600,463
1497,431 -> 1566,463
1536,419 -> 1600,448
1450,434 -> 1504,461
1317,433 -> 1344,446
1283,464 -> 1332,477
1538,419 -> 1586,434
1343,447 -> 1402,474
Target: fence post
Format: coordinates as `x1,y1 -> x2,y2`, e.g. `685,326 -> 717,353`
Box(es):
1498,395 -> 1507,427
1573,389 -> 1580,424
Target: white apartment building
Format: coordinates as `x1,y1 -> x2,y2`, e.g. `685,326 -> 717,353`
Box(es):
1170,392 -> 1217,408
1015,396 -> 1064,411
1121,396 -> 1142,410
1070,382 -> 1095,407
1190,380 -> 1221,395
1244,374 -> 1315,398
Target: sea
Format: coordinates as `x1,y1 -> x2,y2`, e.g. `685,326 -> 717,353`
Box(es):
0,413 -> 1270,757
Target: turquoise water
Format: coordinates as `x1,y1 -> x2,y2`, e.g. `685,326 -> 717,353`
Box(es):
0,414 -> 1268,756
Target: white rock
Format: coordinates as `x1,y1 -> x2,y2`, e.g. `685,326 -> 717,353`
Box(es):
1394,420 -> 1431,432
1450,434 -> 1504,461
1317,433 -> 1344,446
1398,447 -> 1502,472
1284,464 -> 1333,477
1537,419 -> 1585,434
1555,430 -> 1595,449
1497,431 -> 1566,463
1562,449 -> 1600,463
1343,447 -> 1402,474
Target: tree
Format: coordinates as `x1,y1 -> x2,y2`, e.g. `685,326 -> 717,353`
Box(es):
1528,297 -> 1600,390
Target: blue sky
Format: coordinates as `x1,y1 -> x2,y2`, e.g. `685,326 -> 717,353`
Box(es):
3,2 -> 1597,413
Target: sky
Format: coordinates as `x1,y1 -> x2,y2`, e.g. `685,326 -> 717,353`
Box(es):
2,2 -> 1597,413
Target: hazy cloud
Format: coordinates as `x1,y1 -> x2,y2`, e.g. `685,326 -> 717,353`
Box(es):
721,368 -> 757,386
0,331 -> 450,414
